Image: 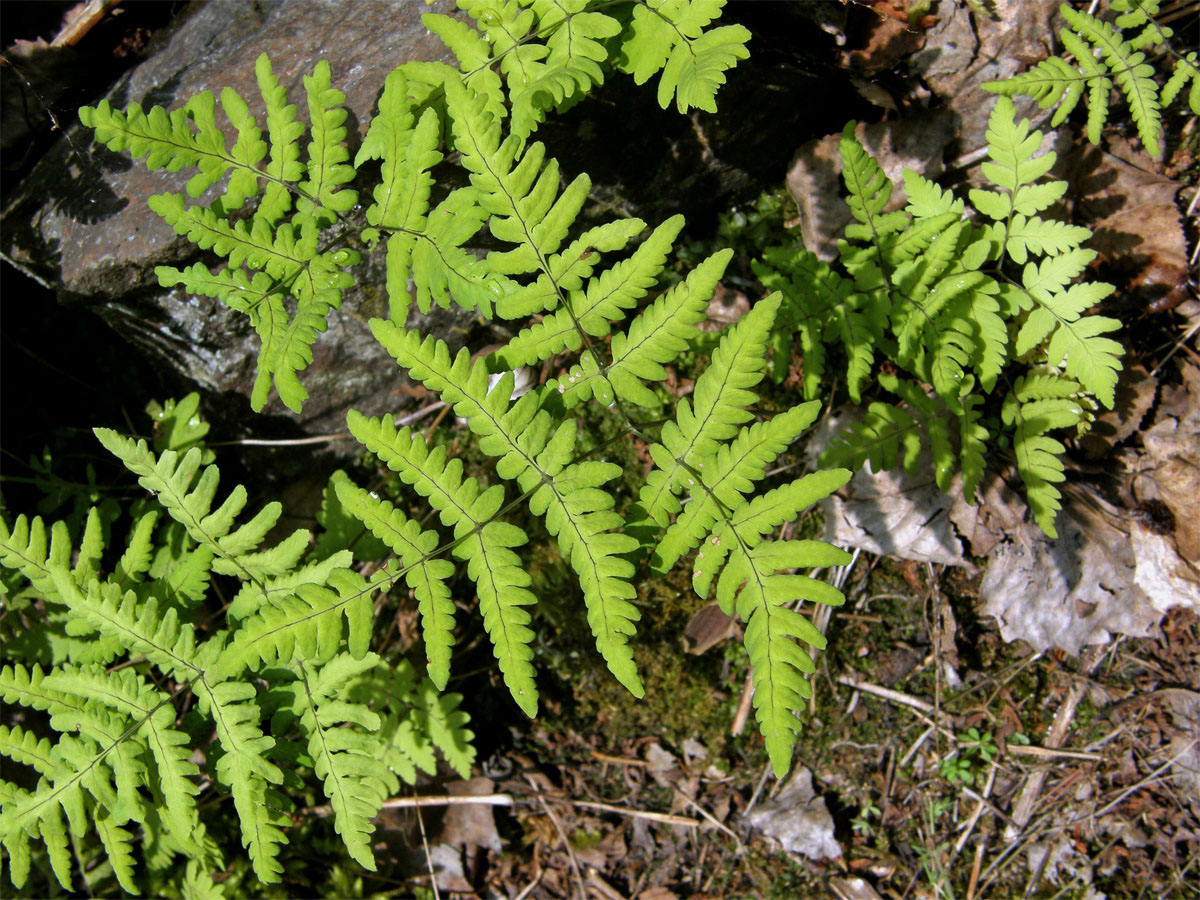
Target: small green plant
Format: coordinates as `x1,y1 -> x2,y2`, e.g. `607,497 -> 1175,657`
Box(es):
939,753 -> 976,787
851,799 -> 882,837
915,797 -> 958,900
939,727 -> 998,787
959,726 -> 998,762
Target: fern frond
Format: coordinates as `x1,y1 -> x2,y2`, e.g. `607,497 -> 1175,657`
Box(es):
94,429 -> 311,582
1061,5 -> 1162,156
218,568 -> 376,680
413,676 -> 476,778
495,215 -> 683,368
254,54 -> 305,227
81,54 -> 362,413
0,725 -> 55,775
511,4 -> 622,138
0,514 -> 73,602
638,292 -> 780,524
447,77 -> 594,289
359,84 -> 505,320
1162,52 -> 1200,113
147,197 -> 351,413
820,402 -> 922,475
347,411 -> 538,716
984,3 -> 1180,155
1,764 -> 84,890
682,469 -> 850,775
269,655 -> 387,870
654,400 -> 822,573
1002,214 -> 1091,266
333,478 -> 456,689
298,60 -> 357,224
754,246 -> 874,401
0,663 -> 80,717
192,678 -> 287,884
619,0 -> 751,113
371,322 -> 643,697
725,540 -> 848,775
78,86 -> 268,211
1002,373 -> 1085,537
114,511 -> 159,588
94,811 -> 139,894
345,660 -> 474,787
958,389 -> 990,504
1014,259 -> 1121,408
49,574 -> 200,683
44,666 -> 200,841
839,122 -> 908,260
559,246 -> 729,408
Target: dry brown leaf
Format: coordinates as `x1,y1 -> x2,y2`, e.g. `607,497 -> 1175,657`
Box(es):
1080,364 -> 1158,459
637,887 -> 680,900
980,499 -> 1200,655
786,110 -> 956,260
845,9 -> 925,72
949,472 -> 1028,558
437,777 -> 502,853
683,602 -> 738,655
822,456 -> 972,569
1135,362 -> 1200,563
1061,137 -> 1186,315
701,281 -> 749,329
744,768 -> 841,861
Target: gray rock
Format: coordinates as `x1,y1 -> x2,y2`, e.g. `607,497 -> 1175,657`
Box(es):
2,0 -> 469,438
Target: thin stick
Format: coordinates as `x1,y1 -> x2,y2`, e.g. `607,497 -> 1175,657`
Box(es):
307,792 -> 513,817
966,841 -> 985,900
588,868 -> 627,900
835,674 -> 955,725
412,788 -> 441,900
899,725 -> 937,770
670,786 -> 742,846
731,669 -> 755,736
1149,316 -> 1200,379
952,763 -> 996,858
743,764 -> 774,818
1007,671 -> 1089,839
211,402 -> 450,448
1077,738 -> 1198,823
527,775 -> 588,900
513,866 -> 543,900
560,797 -> 701,829
1006,744 -> 1102,762
591,750 -> 647,767
52,0 -> 118,47
208,432 -> 354,447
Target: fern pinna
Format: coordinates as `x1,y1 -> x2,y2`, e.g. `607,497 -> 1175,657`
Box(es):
0,404 -> 474,894
755,97 -> 1122,538
983,0 -> 1199,157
